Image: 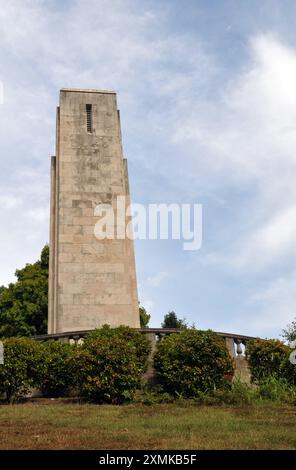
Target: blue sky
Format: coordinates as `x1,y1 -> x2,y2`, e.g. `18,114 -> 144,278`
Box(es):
1,0 -> 296,338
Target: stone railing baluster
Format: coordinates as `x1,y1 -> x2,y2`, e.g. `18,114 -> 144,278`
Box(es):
235,339 -> 243,356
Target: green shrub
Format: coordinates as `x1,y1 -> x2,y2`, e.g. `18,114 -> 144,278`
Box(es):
206,379 -> 258,406
220,379 -> 257,405
140,386 -> 175,406
85,326 -> 151,373
153,329 -> 234,397
35,341 -> 77,397
76,325 -> 151,403
206,377 -> 295,406
0,337 -> 42,402
257,375 -> 295,403
280,353 -> 296,386
247,339 -> 291,383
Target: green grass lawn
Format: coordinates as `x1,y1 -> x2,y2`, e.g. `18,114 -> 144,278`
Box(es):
0,401 -> 295,450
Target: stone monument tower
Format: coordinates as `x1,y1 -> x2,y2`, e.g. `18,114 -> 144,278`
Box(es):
48,89 -> 139,333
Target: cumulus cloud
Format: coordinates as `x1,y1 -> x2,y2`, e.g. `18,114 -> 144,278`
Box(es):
183,34 -> 296,271
173,34 -> 296,183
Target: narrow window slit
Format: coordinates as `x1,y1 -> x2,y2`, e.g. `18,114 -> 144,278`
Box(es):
86,104 -> 92,133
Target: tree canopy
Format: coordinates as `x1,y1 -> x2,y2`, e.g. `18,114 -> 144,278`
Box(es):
139,304 -> 150,328
282,318 -> 296,344
0,245 -> 49,337
161,311 -> 187,329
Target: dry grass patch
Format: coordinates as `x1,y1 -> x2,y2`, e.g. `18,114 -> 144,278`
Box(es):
0,401 -> 295,450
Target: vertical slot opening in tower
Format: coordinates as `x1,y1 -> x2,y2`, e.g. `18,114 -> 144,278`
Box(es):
86,104 -> 92,133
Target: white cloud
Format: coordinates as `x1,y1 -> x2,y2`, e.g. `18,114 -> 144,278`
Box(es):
0,195 -> 21,210
233,206 -> 296,269
25,205 -> 49,223
141,299 -> 154,313
173,34 -> 296,184
248,272 -> 296,336
177,34 -> 296,272
204,205 -> 296,271
147,271 -> 168,287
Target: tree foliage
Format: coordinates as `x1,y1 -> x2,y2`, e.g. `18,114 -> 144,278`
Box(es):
0,245 -> 49,337
282,318 -> 296,344
161,311 -> 187,329
139,305 -> 150,328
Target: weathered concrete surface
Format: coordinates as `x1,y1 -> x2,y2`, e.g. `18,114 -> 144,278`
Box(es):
234,357 -> 251,384
48,89 -> 139,333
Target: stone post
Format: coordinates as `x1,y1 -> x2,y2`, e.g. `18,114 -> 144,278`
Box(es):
225,337 -> 236,358
143,331 -> 158,387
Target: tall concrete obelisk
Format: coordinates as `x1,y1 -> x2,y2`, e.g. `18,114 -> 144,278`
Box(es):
48,89 -> 139,333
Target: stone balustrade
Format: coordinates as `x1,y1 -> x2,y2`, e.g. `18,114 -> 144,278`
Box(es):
34,328 -> 258,384
34,328 -> 258,357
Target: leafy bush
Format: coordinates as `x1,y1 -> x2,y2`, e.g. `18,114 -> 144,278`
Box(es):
140,386 -> 175,406
35,341 -> 77,397
154,329 -> 234,397
223,379 -> 257,405
0,337 -> 42,402
246,339 -> 292,383
280,353 -> 296,386
200,379 -> 257,406
257,375 -> 295,403
195,377 -> 295,406
76,325 -> 151,403
85,325 -> 151,373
